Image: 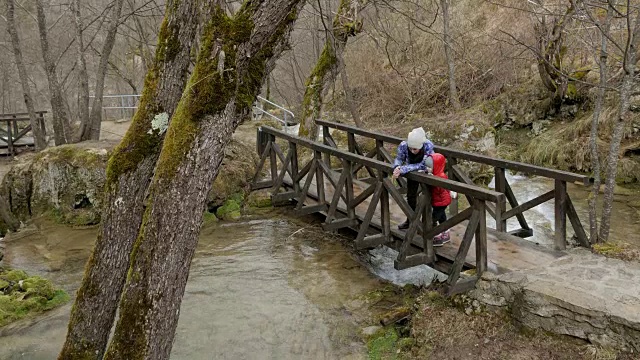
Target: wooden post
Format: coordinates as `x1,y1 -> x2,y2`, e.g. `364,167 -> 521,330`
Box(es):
448,157 -> 458,215
290,142 -> 300,195
347,132 -> 356,153
322,125 -> 331,167
554,179 -> 567,250
269,134 -> 277,183
7,119 -> 14,158
345,160 -> 355,220
12,114 -> 18,139
38,112 -> 46,136
475,199 -> 487,275
315,150 -> 325,204
422,184 -> 434,264
494,167 -> 507,232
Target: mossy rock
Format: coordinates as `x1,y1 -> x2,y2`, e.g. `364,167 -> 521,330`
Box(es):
21,276 -> 56,299
216,199 -> 242,221
0,269 -> 69,327
208,140 -> 258,208
202,211 -> 219,226
1,269 -> 28,282
246,190 -> 272,208
1,143 -> 111,226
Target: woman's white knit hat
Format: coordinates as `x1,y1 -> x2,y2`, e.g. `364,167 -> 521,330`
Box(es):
407,127 -> 426,149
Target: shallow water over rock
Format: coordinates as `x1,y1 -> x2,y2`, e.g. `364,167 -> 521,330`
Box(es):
0,213 -> 429,359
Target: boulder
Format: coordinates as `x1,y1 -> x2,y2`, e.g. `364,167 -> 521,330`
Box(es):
1,143 -> 110,227
207,140 -> 258,209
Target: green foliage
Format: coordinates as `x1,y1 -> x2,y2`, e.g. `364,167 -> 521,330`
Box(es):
0,269 -> 69,327
216,198 -> 242,221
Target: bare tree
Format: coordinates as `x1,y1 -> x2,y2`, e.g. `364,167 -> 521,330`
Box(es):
598,1 -> 640,241
3,0 -> 47,150
587,1 -> 612,244
35,0 -> 72,145
82,0 -> 126,141
72,0 -> 90,141
297,0 -> 363,139
441,0 -> 460,110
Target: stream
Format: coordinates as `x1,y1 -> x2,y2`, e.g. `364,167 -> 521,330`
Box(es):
0,173 -> 638,359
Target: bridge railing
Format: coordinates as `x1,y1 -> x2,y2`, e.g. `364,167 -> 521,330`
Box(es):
0,111 -> 47,157
252,125 -> 506,294
315,119 -> 590,250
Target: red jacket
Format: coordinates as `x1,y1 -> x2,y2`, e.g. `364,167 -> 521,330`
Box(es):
430,153 -> 451,207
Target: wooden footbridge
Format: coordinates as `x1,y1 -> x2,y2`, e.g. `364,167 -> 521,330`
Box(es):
251,120 -> 590,294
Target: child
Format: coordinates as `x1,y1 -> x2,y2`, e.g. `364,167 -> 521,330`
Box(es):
427,153 -> 452,246
392,127 -> 435,230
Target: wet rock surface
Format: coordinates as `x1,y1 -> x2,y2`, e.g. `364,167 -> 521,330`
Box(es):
471,248 -> 640,352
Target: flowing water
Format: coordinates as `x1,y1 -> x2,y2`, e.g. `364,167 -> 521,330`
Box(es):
0,211 -> 440,359
0,174 -> 638,359
487,172 -> 640,248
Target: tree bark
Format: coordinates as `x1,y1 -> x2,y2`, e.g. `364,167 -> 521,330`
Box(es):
102,0 -> 302,357
4,0 -> 47,150
599,10 -> 639,242
72,0 -> 91,142
588,3 -> 611,244
339,57 -> 362,127
84,0 -> 125,141
441,0 -> 460,110
35,0 -> 72,145
297,0 -> 362,139
58,1 -> 200,358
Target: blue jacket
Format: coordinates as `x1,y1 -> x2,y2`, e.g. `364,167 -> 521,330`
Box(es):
393,140 -> 435,175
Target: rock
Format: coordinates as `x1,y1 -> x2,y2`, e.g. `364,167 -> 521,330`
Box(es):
216,198 -> 242,221
1,143 -> 110,226
246,190 -> 272,208
208,140 -> 259,209
470,250 -> 640,351
362,325 -> 382,336
0,139 -> 256,228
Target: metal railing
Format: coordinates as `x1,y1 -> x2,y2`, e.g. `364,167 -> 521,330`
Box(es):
252,96 -> 296,126
90,94 -> 142,121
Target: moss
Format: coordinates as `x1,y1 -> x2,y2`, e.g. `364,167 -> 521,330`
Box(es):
367,327 -> 401,360
0,269 -> 69,327
246,191 -> 272,208
592,241 -> 640,261
202,211 -> 218,226
216,199 -> 242,221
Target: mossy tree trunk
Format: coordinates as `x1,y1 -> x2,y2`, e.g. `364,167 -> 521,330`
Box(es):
82,0 -> 125,141
533,1 -> 577,111
4,0 -> 47,150
35,0 -> 72,145
297,0 -> 362,139
100,0 -> 300,358
58,1 -> 200,358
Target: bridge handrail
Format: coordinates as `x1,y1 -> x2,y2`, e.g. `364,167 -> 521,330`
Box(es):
316,119 -> 590,186
260,125 -> 506,204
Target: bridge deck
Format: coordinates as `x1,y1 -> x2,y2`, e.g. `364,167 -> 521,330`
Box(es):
289,171 -> 565,276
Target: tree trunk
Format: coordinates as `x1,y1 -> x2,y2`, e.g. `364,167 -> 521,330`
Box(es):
103,0 -> 302,358
72,0 -> 91,143
339,57 -> 362,127
4,0 -> 47,150
35,0 -> 71,145
599,13 -> 638,241
297,0 -> 362,139
84,0 -> 125,141
441,0 -> 460,110
588,3 -> 611,244
58,1 -> 200,358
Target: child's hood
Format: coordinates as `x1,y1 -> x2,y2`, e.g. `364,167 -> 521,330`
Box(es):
431,153 -> 446,176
